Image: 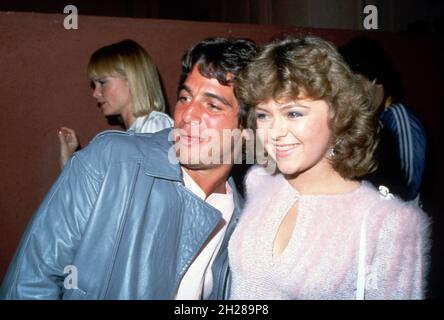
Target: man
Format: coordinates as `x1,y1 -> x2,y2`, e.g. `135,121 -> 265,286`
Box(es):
0,37 -> 256,299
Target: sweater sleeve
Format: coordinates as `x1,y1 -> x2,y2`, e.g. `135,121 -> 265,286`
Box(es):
365,202 -> 431,299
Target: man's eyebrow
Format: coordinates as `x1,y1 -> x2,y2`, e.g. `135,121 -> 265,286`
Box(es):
179,84 -> 233,108
204,92 -> 232,108
178,84 -> 192,95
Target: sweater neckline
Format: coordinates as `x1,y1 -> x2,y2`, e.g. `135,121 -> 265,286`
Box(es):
267,179 -> 368,265
281,175 -> 367,199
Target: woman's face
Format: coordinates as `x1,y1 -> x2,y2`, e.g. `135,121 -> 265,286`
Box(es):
91,75 -> 132,118
255,97 -> 333,177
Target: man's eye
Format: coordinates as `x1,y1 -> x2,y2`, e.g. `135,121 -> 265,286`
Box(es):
178,96 -> 190,103
209,104 -> 222,111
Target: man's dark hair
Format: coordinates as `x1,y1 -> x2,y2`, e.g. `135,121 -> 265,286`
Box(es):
339,36 -> 403,101
179,38 -> 257,126
180,37 -> 257,86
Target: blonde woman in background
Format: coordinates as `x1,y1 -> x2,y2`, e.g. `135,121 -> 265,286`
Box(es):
58,39 -> 172,168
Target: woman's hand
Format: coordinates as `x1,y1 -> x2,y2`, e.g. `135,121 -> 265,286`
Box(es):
57,127 -> 80,169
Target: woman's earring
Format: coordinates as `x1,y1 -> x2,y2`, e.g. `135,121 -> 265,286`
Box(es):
328,147 -> 335,158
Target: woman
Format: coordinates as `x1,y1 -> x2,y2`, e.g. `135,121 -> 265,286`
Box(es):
229,36 -> 430,299
58,39 -> 172,168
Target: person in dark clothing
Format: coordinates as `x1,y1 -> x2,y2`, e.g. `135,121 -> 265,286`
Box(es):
339,36 -> 427,204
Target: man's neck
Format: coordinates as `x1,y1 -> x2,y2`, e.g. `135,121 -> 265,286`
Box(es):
182,165 -> 232,198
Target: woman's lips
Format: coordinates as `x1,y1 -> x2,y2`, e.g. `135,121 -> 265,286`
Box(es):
273,143 -> 298,158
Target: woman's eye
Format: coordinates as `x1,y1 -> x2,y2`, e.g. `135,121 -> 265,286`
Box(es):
288,111 -> 302,119
255,112 -> 269,121
98,79 -> 106,86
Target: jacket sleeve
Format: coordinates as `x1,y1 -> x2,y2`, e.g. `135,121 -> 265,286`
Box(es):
365,202 -> 431,299
0,151 -> 102,299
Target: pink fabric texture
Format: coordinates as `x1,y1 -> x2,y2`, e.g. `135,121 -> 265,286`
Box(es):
228,166 -> 431,299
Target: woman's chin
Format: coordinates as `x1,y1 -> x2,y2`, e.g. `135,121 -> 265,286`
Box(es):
102,109 -> 117,117
276,163 -> 299,176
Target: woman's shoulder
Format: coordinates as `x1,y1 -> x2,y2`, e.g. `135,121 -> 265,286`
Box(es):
132,112 -> 173,133
244,165 -> 287,199
361,182 -> 429,230
147,111 -> 174,122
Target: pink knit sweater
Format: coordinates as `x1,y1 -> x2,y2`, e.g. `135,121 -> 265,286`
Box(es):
228,166 -> 431,299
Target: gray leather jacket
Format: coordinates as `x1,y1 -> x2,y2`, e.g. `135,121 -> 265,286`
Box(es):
0,128 -> 243,299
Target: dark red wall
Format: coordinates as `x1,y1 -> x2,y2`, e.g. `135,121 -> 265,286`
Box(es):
1,12 -> 442,297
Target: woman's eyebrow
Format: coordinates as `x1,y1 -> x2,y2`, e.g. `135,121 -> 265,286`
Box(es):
279,103 -> 310,110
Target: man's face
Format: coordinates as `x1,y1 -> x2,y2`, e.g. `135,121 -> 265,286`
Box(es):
173,65 -> 242,169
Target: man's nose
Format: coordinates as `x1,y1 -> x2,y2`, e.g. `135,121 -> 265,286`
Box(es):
182,101 -> 202,124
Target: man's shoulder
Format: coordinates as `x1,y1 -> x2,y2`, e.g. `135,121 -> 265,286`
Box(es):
75,128 -> 176,175
88,128 -> 171,153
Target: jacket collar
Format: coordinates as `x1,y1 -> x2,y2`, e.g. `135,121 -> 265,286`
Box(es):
227,177 -> 244,216
140,128 -> 246,210
140,128 -> 182,181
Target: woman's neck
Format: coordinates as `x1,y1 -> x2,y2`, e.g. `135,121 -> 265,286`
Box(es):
284,162 -> 360,195
121,109 -> 136,130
